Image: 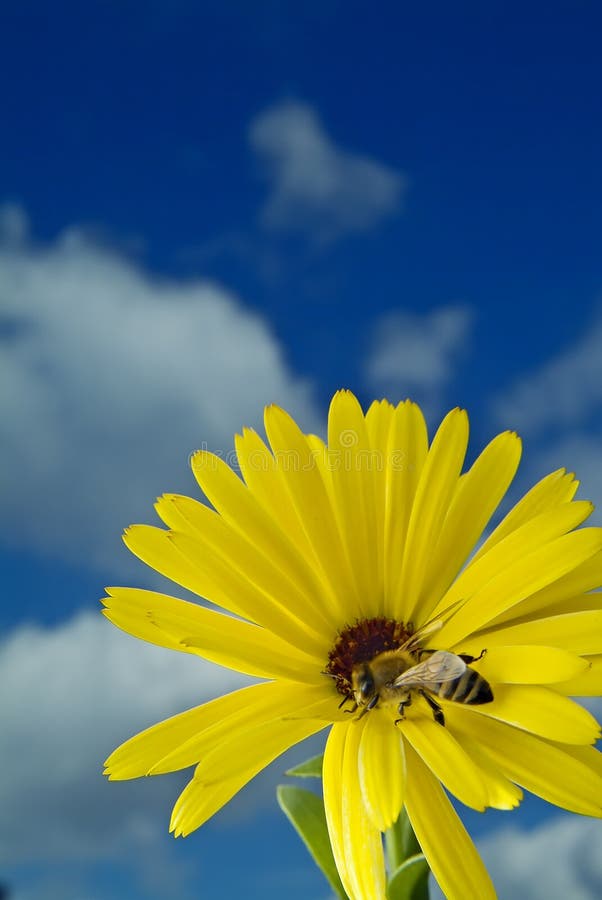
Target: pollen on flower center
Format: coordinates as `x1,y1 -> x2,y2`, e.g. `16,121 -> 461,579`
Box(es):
325,617 -> 413,698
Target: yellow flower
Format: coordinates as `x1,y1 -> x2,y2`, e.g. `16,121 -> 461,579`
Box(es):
104,391 -> 602,900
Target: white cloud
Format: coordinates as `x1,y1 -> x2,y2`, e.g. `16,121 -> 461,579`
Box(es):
364,305 -> 473,413
429,815 -> 602,900
250,101 -> 404,243
0,612 -> 327,899
0,611 -> 286,900
494,312 -> 602,435
0,207 -> 319,574
480,816 -> 602,900
0,610 -> 249,868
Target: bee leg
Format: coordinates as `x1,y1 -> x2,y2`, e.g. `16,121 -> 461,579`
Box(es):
355,694 -> 380,720
394,695 -> 411,726
459,649 -> 487,664
420,690 -> 445,726
338,693 -> 353,710
341,697 -> 359,715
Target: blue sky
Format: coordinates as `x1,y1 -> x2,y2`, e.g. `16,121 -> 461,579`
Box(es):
2,1 -> 602,898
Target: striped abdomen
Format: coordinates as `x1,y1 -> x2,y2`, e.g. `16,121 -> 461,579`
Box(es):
437,668 -> 493,705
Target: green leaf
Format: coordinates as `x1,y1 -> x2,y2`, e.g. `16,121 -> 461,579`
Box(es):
387,853 -> 430,900
285,753 -> 324,778
277,784 -> 347,899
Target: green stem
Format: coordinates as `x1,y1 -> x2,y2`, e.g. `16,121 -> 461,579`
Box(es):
384,815 -> 405,873
386,808 -> 421,870
399,809 -> 422,862
385,810 -> 430,900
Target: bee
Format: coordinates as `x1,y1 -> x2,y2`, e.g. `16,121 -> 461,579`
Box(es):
350,614 -> 493,727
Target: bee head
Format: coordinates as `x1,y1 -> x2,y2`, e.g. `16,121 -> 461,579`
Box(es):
351,662 -> 376,706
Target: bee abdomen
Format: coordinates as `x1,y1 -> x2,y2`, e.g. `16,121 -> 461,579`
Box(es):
438,669 -> 493,705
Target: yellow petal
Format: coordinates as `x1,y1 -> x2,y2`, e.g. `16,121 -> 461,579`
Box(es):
323,722 -> 387,900
446,705 -> 602,817
153,493 -> 198,531
187,453 -> 342,627
471,467 -> 579,563
193,695 -> 333,785
264,404 -> 361,618
460,610 -> 602,656
418,430 -> 522,619
342,721 -> 387,900
383,401 -> 428,618
123,523 -> 243,613
400,717 -> 488,811
305,433 -> 338,509
357,712 -> 405,830
553,654 -> 602,695
434,501 -> 594,624
105,682 -> 276,779
158,493 -> 333,632
153,682 -> 333,778
365,399 -> 395,454
394,407 -> 469,621
233,427 -> 346,625
168,527 -> 332,648
365,398 -> 395,596
438,525 -> 602,647
328,391 -> 379,616
484,549 -> 602,628
447,725 -> 523,810
102,587 -> 321,682
123,525 -> 329,657
105,682 -> 333,781
156,491 -> 324,613
459,683 -> 600,744
404,742 -> 496,900
170,710 -> 328,837
464,644 -> 590,684
234,427 -> 317,559
323,723 -> 352,898
556,743 -> 602,782
512,591 -> 602,620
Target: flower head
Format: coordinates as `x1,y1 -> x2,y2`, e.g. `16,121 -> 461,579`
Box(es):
104,391 -> 602,899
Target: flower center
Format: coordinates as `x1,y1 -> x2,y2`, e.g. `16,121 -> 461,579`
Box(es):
325,617 -> 413,698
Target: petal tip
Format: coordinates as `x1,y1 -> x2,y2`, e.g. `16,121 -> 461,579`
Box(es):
190,448 -> 210,469
122,524 -> 144,542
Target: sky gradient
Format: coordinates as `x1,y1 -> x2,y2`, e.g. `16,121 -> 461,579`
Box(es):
2,2 -> 602,898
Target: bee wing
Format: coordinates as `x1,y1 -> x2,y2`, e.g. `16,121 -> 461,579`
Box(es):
392,651 -> 466,689
400,619 -> 443,653
400,598 -> 467,652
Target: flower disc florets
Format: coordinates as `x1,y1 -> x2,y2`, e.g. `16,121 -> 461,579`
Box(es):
326,617 -> 412,697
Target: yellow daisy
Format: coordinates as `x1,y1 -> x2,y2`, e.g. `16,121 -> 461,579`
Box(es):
103,391 -> 602,900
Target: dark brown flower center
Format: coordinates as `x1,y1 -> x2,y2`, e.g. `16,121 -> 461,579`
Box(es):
325,617 -> 413,697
